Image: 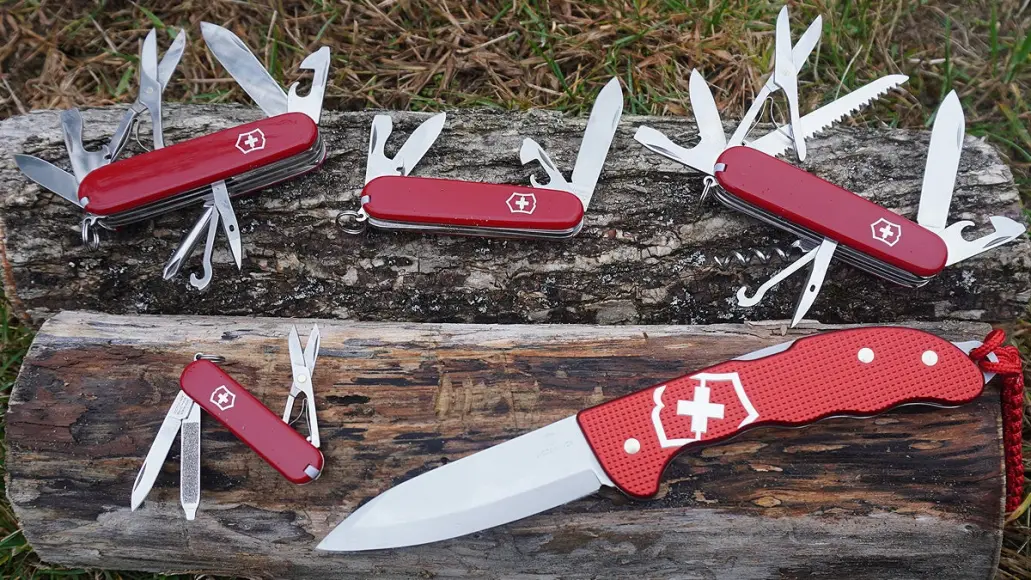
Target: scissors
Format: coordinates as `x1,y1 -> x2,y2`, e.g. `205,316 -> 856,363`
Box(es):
283,325 -> 321,448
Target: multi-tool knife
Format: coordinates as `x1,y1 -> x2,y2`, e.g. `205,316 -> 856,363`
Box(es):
336,77 -> 623,239
13,24 -> 331,290
634,6 -> 1026,326
317,326 -> 998,551
132,326 -> 323,519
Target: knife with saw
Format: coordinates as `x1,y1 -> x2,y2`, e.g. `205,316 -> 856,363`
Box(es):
317,326 -> 996,551
344,77 -> 624,239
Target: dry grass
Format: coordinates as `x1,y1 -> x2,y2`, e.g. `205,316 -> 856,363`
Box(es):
0,0 -> 1029,578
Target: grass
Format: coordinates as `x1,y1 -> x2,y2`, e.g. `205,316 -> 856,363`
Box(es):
0,0 -> 1029,578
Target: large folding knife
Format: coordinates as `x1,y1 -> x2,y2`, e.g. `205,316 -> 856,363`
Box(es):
317,326 -> 996,550
635,6 -> 1025,326
339,77 -> 623,239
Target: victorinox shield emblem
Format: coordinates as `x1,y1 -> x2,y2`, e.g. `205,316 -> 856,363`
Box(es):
870,218 -> 902,247
651,372 -> 759,449
235,128 -> 267,154
210,385 -> 236,411
506,192 -> 537,214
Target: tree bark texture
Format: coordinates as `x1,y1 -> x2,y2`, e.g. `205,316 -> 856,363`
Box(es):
5,312 -> 1006,579
1,105 -> 1027,327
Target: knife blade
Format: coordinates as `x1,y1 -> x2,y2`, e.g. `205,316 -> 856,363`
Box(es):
791,238 -> 837,326
394,113 -> 447,177
633,69 -> 724,175
728,15 -> 822,147
13,154 -> 82,206
774,6 -> 805,161
569,77 -> 624,209
201,22 -> 288,117
317,327 -> 991,551
131,391 -> 195,511
59,109 -> 103,183
747,74 -> 909,158
916,90 -> 965,231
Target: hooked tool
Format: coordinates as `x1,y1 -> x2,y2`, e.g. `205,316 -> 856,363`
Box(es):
337,78 -> 624,239
317,326 -> 1000,551
634,6 -> 1025,326
131,328 -> 324,519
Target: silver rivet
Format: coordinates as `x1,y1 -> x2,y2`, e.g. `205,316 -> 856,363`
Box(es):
624,438 -> 641,455
922,350 -> 938,366
858,348 -> 875,363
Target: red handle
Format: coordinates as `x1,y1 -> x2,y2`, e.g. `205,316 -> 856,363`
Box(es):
361,175 -> 585,232
179,359 -> 324,484
576,327 -> 984,499
79,112 -> 319,216
714,146 -> 948,278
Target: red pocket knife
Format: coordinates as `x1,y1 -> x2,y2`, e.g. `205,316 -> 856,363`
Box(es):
336,78 -> 624,239
131,326 -> 323,520
317,326 -> 997,551
634,7 -> 1025,326
13,23 -> 331,290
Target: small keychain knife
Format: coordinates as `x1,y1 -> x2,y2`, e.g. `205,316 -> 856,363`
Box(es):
337,77 -> 624,239
317,326 -> 998,551
131,328 -> 323,519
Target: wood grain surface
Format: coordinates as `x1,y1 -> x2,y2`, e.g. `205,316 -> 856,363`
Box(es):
1,105 -> 1028,327
5,312 -> 1005,579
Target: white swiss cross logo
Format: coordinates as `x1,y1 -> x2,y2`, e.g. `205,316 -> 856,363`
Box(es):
210,385 -> 236,411
870,217 -> 902,247
651,372 -> 759,448
506,192 -> 537,214
235,128 -> 266,154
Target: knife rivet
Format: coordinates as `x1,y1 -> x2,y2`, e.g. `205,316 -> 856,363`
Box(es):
624,438 -> 641,455
922,351 -> 938,366
858,348 -> 875,363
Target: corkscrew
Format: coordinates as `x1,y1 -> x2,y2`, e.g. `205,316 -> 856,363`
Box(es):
702,239 -> 812,272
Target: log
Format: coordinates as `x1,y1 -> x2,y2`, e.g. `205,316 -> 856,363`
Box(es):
1,105 -> 1028,327
5,311 -> 1006,579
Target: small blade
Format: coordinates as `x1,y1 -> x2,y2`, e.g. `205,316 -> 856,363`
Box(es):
131,391 -> 194,511
180,402 -> 201,520
791,238 -> 837,327
569,77 -> 624,209
774,6 -> 806,161
201,22 -> 288,117
14,154 -> 81,206
287,47 -> 331,124
394,113 -> 447,176
916,91 -> 965,231
633,70 -> 725,175
211,181 -> 242,269
316,416 -> 612,551
748,74 -> 909,158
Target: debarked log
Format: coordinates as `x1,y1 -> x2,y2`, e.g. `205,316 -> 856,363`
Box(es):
4,311 -> 1007,579
1,105 -> 1028,327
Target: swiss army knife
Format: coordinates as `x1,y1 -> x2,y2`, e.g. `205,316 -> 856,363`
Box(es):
131,326 -> 323,519
13,23 -> 331,290
336,77 -> 623,239
634,6 -> 1026,326
317,326 -> 999,550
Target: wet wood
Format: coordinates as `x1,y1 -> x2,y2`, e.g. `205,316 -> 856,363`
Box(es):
1,105 -> 1028,327
6,312 -> 1005,579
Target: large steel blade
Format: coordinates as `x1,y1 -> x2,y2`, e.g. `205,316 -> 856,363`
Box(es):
131,391 -> 194,511
316,416 -> 612,551
201,22 -> 288,117
916,90 -> 965,231
569,77 -> 624,209
14,154 -> 81,206
748,74 -> 909,158
394,113 -> 447,176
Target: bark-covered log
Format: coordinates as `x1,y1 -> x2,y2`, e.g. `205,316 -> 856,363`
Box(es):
1,105 -> 1027,327
5,312 -> 1006,579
